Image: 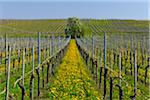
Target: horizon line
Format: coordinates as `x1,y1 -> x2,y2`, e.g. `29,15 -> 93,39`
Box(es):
0,17 -> 150,21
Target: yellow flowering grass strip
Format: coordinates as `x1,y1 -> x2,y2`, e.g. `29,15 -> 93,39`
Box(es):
49,39 -> 100,99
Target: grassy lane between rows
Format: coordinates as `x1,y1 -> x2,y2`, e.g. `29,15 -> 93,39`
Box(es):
48,39 -> 100,99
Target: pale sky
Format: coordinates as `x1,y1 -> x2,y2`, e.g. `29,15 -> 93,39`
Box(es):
0,0 -> 149,19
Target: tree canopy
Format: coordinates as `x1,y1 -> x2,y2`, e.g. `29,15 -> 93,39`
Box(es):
65,17 -> 84,38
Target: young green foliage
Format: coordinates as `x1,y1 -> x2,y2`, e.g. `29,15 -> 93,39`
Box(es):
65,17 -> 85,38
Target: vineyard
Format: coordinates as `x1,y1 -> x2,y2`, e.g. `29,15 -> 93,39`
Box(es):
0,19 -> 149,100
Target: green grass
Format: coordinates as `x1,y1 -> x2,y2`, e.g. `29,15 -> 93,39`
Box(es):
0,19 -> 149,37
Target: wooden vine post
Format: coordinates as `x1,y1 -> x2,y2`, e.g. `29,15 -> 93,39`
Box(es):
52,33 -> 54,55
6,46 -> 11,100
5,34 -> 7,76
92,34 -> 94,59
30,46 -> 34,100
99,49 -> 102,88
22,48 -> 25,86
92,34 -> 94,76
25,48 -> 27,67
12,46 -> 15,69
37,32 -> 41,96
58,33 -> 61,50
0,53 -> 1,65
141,37 -> 144,65
103,32 -> 107,99
119,51 -> 121,86
119,51 -> 123,100
58,33 -> 61,65
51,34 -> 54,75
134,50 -> 137,100
86,37 -> 88,51
18,47 -> 26,100
46,46 -> 48,59
46,62 -> 50,83
110,50 -> 113,100
95,60 -> 98,84
42,65 -> 44,88
5,34 -> 8,100
18,48 -> 21,71
49,42 -> 51,57
130,37 -> 133,76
